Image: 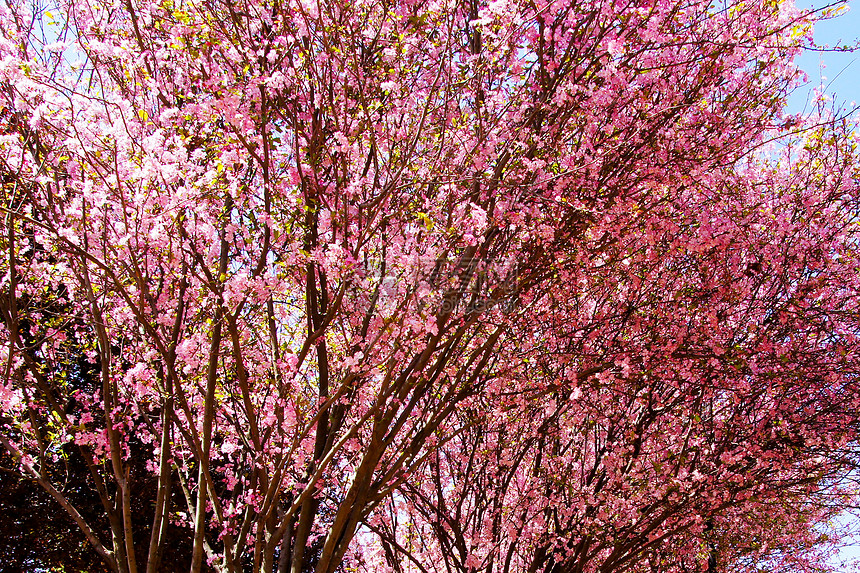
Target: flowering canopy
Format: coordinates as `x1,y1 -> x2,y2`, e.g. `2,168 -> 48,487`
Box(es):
0,0 -> 859,571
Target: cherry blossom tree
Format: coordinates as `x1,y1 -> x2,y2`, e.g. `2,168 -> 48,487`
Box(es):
369,121 -> 860,573
0,0 -> 858,571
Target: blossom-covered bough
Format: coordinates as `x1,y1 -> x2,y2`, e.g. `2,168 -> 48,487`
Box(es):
0,0 -> 858,570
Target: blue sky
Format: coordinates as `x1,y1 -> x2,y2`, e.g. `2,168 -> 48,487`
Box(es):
787,0 -> 860,113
